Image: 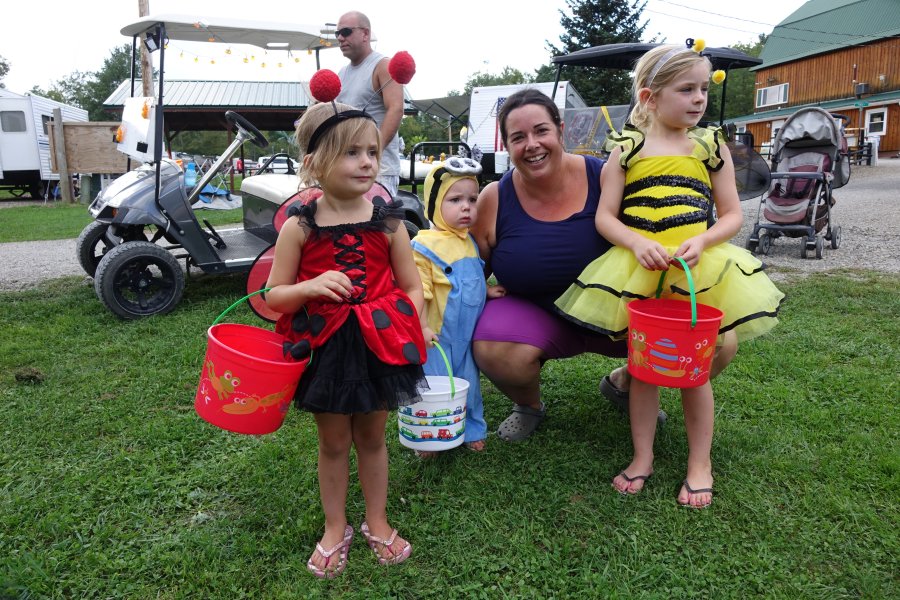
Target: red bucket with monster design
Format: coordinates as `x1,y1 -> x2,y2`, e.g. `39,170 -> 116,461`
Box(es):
195,293 -> 307,434
625,259 -> 723,388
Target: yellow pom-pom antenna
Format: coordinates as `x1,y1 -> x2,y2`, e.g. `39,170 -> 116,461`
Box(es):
712,70 -> 726,84
691,38 -> 706,53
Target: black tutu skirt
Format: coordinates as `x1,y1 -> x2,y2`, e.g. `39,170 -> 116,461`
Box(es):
294,312 -> 428,414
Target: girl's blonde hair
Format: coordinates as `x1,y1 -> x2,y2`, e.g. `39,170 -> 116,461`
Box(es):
293,101 -> 382,188
629,45 -> 712,131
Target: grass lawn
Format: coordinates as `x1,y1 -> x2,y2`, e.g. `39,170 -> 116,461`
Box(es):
0,202 -> 243,244
1,271 -> 897,598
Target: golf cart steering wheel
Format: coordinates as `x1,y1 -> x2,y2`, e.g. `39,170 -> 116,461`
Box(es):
225,111 -> 269,149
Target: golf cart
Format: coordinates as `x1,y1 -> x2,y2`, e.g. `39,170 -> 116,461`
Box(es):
78,15 -> 427,319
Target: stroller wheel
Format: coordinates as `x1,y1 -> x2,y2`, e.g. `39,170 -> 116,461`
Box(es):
758,233 -> 772,256
831,225 -> 842,249
815,235 -> 824,259
745,237 -> 758,253
800,235 -> 809,259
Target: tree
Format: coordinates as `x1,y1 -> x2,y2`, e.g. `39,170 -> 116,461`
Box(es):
459,66 -> 533,95
29,45 -> 136,121
0,55 -> 9,85
706,35 -> 766,123
543,0 -> 649,106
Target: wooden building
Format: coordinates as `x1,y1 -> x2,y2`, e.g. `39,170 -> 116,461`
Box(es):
734,0 -> 900,156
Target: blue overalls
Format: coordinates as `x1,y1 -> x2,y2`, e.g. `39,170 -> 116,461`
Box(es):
411,235 -> 487,443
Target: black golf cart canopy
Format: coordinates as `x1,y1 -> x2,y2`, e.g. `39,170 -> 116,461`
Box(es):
551,43 -> 762,71
550,43 -> 762,126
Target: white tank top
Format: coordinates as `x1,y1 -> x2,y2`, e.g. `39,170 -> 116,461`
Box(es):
337,52 -> 401,178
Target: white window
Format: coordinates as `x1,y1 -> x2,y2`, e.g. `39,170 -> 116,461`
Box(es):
0,110 -> 27,132
865,108 -> 886,136
756,83 -> 789,108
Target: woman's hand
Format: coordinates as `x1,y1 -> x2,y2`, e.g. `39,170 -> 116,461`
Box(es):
301,270 -> 353,303
631,238 -> 671,271
673,236 -> 705,269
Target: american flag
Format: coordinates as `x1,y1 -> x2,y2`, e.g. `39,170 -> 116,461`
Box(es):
494,97 -> 507,151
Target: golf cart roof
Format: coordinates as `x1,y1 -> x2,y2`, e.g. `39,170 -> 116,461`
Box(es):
121,14 -> 337,52
552,43 -> 762,71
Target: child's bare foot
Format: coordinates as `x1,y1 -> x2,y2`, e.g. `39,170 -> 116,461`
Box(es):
678,468 -> 714,508
612,460 -> 654,495
464,439 -> 485,451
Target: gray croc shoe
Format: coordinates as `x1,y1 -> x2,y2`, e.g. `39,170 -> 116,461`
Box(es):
599,375 -> 667,425
497,403 -> 546,442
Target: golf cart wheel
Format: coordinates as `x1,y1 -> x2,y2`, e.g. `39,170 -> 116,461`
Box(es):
758,233 -> 772,255
831,225 -> 842,249
77,223 -> 149,277
94,241 -> 184,319
815,235 -> 824,259
800,236 -> 809,259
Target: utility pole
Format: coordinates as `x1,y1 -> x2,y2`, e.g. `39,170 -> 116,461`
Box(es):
139,0 -> 154,98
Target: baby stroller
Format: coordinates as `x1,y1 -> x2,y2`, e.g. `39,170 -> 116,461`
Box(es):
746,107 -> 851,259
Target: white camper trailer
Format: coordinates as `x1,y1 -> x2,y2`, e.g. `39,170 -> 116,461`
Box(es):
465,81 -> 585,179
0,90 -> 88,198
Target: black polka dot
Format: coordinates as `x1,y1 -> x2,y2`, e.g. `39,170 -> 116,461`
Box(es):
372,195 -> 387,206
372,309 -> 391,329
444,266 -> 453,274
289,340 -> 311,360
292,311 -> 309,332
402,342 -> 420,364
310,314 -> 326,336
282,341 -> 293,357
395,298 -> 414,316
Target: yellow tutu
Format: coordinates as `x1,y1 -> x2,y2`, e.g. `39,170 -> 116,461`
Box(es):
555,242 -> 784,342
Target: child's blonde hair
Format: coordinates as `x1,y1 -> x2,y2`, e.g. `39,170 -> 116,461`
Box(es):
629,45 -> 712,131
294,101 -> 382,188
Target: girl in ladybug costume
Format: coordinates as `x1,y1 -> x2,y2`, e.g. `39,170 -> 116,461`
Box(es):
266,96 -> 425,576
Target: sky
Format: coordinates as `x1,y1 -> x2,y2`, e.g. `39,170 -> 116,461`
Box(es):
2,0 -> 811,101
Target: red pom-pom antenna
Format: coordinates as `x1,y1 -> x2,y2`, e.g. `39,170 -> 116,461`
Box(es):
388,51 -> 416,85
309,69 -> 341,103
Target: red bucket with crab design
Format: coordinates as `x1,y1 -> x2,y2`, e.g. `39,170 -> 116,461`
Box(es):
195,293 -> 307,434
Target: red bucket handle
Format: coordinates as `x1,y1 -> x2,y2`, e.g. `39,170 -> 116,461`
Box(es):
653,257 -> 698,328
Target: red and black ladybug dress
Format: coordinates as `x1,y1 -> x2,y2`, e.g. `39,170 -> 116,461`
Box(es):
275,200 -> 428,414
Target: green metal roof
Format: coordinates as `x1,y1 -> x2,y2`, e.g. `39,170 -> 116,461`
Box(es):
755,0 -> 900,69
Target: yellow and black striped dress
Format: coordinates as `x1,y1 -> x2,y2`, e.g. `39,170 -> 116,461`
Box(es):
555,126 -> 784,342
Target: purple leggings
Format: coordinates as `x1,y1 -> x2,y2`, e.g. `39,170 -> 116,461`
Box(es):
473,295 -> 626,359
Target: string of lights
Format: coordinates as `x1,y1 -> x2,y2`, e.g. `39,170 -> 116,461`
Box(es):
653,0 -> 870,38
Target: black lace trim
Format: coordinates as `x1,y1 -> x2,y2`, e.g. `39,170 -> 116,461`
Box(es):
286,194 -> 404,238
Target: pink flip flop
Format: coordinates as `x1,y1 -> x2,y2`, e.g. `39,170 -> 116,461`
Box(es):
360,521 -> 412,566
307,525 -> 354,578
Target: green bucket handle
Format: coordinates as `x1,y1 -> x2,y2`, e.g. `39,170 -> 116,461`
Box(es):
430,340 -> 455,398
212,288 -> 271,326
653,257 -> 698,328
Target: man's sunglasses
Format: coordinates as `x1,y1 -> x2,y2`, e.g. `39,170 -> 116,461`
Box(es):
335,26 -> 364,38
